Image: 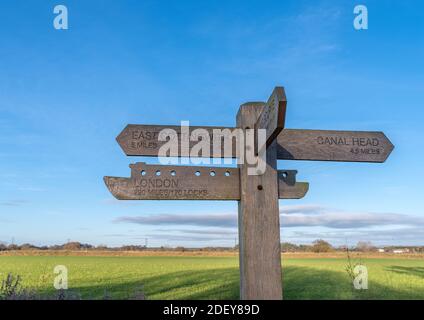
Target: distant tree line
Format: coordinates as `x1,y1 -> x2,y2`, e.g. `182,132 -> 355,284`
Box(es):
1,240 -> 424,253
281,240 -> 424,253
281,239 -> 334,253
0,241 -> 236,252
0,242 -> 95,251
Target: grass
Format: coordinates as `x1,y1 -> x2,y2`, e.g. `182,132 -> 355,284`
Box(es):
0,254 -> 424,299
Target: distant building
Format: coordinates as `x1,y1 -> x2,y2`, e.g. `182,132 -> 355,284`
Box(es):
392,248 -> 409,254
377,248 -> 385,253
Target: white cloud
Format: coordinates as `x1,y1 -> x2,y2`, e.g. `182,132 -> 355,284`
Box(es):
280,207 -> 423,229
113,204 -> 424,245
115,213 -> 236,227
114,204 -> 423,230
282,227 -> 424,246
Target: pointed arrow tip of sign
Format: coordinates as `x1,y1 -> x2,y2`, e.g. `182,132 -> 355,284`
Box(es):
116,124 -> 132,156
381,132 -> 395,162
116,124 -> 129,141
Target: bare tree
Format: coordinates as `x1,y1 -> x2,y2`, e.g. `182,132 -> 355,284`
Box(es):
356,241 -> 376,252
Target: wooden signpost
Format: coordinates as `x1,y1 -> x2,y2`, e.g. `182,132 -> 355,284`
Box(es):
254,87 -> 287,153
104,163 -> 308,200
117,126 -> 393,162
105,86 -> 394,300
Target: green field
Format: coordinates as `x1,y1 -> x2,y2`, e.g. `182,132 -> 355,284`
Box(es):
1,255 -> 424,299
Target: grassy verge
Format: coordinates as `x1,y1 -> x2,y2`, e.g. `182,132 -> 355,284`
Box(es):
1,253 -> 424,299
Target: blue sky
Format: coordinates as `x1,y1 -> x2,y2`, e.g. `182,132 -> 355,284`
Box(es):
0,0 -> 423,247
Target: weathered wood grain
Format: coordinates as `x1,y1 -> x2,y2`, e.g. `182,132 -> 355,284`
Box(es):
107,85 -> 394,302
254,87 -> 287,151
104,163 -> 308,200
278,170 -> 308,199
104,162 -> 239,200
237,102 -> 283,300
116,124 -> 239,158
277,129 -> 394,163
117,125 -> 393,163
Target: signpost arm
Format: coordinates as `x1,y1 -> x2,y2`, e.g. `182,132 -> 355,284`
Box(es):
237,102 -> 283,300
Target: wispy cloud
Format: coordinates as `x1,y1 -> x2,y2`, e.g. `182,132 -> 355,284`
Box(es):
283,227 -> 424,246
280,204 -> 326,214
102,228 -> 238,244
0,199 -> 28,207
114,213 -> 236,228
140,234 -> 236,243
280,205 -> 424,229
154,228 -> 237,236
192,3 -> 342,79
114,205 -> 424,230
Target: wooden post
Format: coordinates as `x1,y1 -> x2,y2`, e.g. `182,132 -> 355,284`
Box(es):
237,102 -> 283,300
107,86 -> 393,300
